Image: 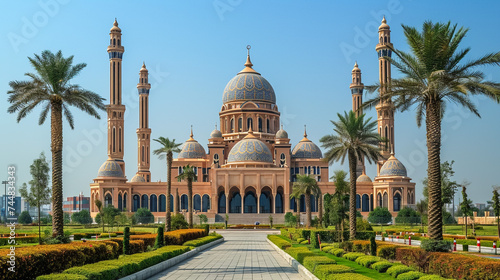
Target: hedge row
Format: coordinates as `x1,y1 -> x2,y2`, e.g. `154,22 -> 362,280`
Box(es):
164,229 -> 206,245
307,229 -> 375,248
0,235 -> 39,245
36,245 -> 189,280
268,235 -> 292,250
183,234 -> 223,247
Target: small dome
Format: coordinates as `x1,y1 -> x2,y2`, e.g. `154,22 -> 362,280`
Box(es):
97,159 -> 124,178
379,16 -> 390,30
130,174 -> 146,182
275,125 -> 288,139
228,130 -> 273,163
140,62 -> 147,72
291,129 -> 322,159
357,173 -> 372,183
380,153 -> 407,177
352,61 -> 360,72
178,130 -> 206,159
210,125 -> 222,138
110,19 -> 121,32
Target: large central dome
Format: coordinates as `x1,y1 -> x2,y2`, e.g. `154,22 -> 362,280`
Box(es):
227,130 -> 273,163
222,50 -> 276,104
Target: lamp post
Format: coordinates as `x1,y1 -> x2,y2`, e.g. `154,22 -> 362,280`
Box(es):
1,181 -> 8,224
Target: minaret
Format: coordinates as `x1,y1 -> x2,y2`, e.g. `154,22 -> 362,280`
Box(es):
136,63 -> 151,182
350,62 -> 365,176
375,16 -> 395,165
107,19 -> 126,172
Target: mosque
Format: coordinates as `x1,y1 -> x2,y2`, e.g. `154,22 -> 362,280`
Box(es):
90,17 -> 416,224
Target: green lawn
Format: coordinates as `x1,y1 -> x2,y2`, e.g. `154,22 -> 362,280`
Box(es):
382,224 -> 499,237
0,225 -> 155,235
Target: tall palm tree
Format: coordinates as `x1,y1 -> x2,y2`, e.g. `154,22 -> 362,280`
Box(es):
292,174 -> 321,227
320,111 -> 382,240
7,50 -> 105,238
177,164 -> 196,228
365,22 -> 500,240
153,137 -> 181,232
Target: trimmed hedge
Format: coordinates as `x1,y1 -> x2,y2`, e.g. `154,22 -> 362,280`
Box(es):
268,235 -> 292,250
297,237 -> 306,243
352,240 -> 371,254
377,245 -> 400,260
397,271 -> 426,280
300,240 -> 309,245
371,261 -> 398,273
37,274 -> 87,280
342,252 -> 365,261
315,264 -> 354,279
285,247 -> 314,263
164,229 -> 206,245
428,252 -> 500,280
329,248 -> 345,257
386,265 -> 414,277
303,256 -> 336,273
183,234 -> 222,247
355,255 -> 381,268
419,275 -> 453,280
0,235 -> 39,245
325,273 -> 372,280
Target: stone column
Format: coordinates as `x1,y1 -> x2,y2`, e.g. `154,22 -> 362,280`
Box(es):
225,192 -> 229,214
174,188 -> 179,215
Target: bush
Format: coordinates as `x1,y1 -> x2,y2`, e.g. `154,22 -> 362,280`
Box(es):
428,252 -> 500,280
397,271 -> 426,280
420,239 -> 451,252
352,240 -> 371,254
297,237 -> 306,243
19,211 -> 33,225
303,256 -> 336,273
123,227 -> 130,255
268,235 -> 292,250
377,245 -> 399,260
37,274 -> 87,280
370,235 -> 377,256
154,226 -> 164,249
300,240 -> 309,245
387,265 -> 414,277
325,273 -> 372,280
371,261 -> 398,273
329,248 -> 345,257
339,241 -> 353,252
129,240 -> 146,254
315,265 -> 354,279
419,275 -> 453,280
285,212 -> 297,227
285,247 -> 314,263
183,234 -> 223,247
164,229 -> 206,245
368,207 -> 392,224
134,208 -> 154,224
342,252 -> 366,261
171,214 -> 189,230
355,255 -> 381,267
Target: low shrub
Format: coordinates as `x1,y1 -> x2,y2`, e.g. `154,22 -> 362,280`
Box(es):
339,241 -> 353,252
325,273 -> 372,280
371,261 -> 398,273
386,265 -> 414,277
314,264 -> 354,279
352,240 -> 371,254
0,235 -> 39,245
321,245 -> 335,252
397,271 -> 426,280
428,252 -> 500,280
329,248 -> 345,257
183,234 -> 222,247
98,233 -> 118,238
129,240 -> 146,254
342,252 -> 366,261
303,256 -> 336,273
419,275 -> 453,280
268,235 -> 292,250
420,239 -> 451,252
300,240 -> 309,245
297,237 -> 306,243
36,274 -> 87,280
377,245 -> 399,260
285,247 -> 314,263
355,255 -> 381,268
164,229 -> 206,245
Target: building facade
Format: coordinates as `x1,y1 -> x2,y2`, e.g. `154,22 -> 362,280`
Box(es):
90,18 -> 415,224
63,193 -> 90,214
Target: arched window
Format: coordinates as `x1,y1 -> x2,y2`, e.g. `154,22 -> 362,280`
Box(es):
394,193 -> 401,211
159,195 -> 166,212
408,192 -> 411,205
133,195 -> 140,212
244,191 -> 257,213
356,194 -> 361,209
310,195 -> 317,212
113,38 -> 116,45
266,119 -> 270,133
141,194 -> 148,209
150,194 -> 158,212
247,118 -> 253,130
275,193 -> 283,213
218,192 -> 226,213
180,194 -> 188,210
213,154 -> 219,165
202,194 -> 210,212
112,127 -> 116,153
230,192 -> 241,213
259,191 -> 272,213
377,193 -> 382,208
258,117 -> 263,132
169,194 -> 174,212
105,193 -> 112,207
194,194 -> 201,211
118,193 -> 122,211
362,194 -> 369,212
370,194 -> 373,211
280,153 -> 286,167
230,119 -> 234,133
119,127 -> 122,152
300,195 -> 305,212
141,146 -> 145,162
117,39 -> 120,46
123,193 -> 127,211
238,117 -> 243,131
383,192 -> 388,208
290,197 -> 297,212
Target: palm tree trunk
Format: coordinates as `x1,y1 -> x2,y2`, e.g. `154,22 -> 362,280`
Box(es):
465,216 -> 468,238
166,153 -> 172,232
51,100 -> 64,238
296,199 -> 300,228
426,102 -> 443,240
318,195 -> 323,227
306,192 -> 311,227
348,150 -> 357,240
174,188 -> 179,215
188,178 -> 193,228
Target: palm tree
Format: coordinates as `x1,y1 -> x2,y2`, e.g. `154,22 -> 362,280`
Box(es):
7,50 -> 105,238
292,174 -> 321,227
320,111 -> 382,240
153,137 -> 181,232
365,22 -> 500,240
94,199 -> 105,233
177,164 -> 196,228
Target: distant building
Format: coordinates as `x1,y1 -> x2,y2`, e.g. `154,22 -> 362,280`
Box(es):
22,199 -> 51,219
474,203 -> 486,211
63,192 -> 90,213
0,195 -> 22,221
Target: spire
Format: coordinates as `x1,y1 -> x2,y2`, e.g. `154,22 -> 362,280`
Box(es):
239,45 -> 259,75
382,15 -> 386,24
190,125 -> 193,138
304,125 -> 307,138
379,16 -> 390,30
140,62 -> 147,72
114,18 -> 118,26
301,125 -> 310,142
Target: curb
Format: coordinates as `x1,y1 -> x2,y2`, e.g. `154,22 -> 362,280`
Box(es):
120,237 -> 225,280
267,237 -> 319,280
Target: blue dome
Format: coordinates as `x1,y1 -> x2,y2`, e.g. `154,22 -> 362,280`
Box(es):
357,173 -> 372,182
379,154 -> 407,177
292,137 -> 322,159
130,174 -> 146,182
228,133 -> 273,163
178,137 -> 206,159
97,159 -> 124,178
222,72 -> 276,104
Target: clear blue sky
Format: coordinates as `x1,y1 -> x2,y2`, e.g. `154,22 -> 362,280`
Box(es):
1,1 -> 499,205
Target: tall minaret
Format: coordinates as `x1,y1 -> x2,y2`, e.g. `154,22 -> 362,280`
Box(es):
107,19 -> 126,172
350,62 -> 365,176
375,16 -> 395,165
136,63 -> 151,182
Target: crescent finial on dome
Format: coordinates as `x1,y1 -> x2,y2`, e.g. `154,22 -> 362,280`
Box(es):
239,45 -> 259,75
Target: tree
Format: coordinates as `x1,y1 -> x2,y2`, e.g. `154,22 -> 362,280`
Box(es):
177,165 -> 196,228
368,207 -> 392,225
322,193 -> 332,227
94,199 -> 105,233
460,185 -> 473,238
365,22 -> 500,240
290,188 -> 302,228
292,175 -> 321,227
284,212 -> 297,227
198,214 -> 208,225
329,170 -> 350,241
19,152 -> 51,244
71,210 -> 92,225
321,111 -> 382,239
63,212 -> 70,224
171,213 -> 188,230
18,211 -> 32,225
423,161 -> 459,221
416,200 -> 428,233
102,206 -> 120,230
153,137 -> 181,232
134,208 -> 154,224
7,50 -> 105,238
492,188 -> 500,238
395,207 -> 420,225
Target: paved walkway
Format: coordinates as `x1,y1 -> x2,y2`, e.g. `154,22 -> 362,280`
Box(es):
148,230 -> 303,280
